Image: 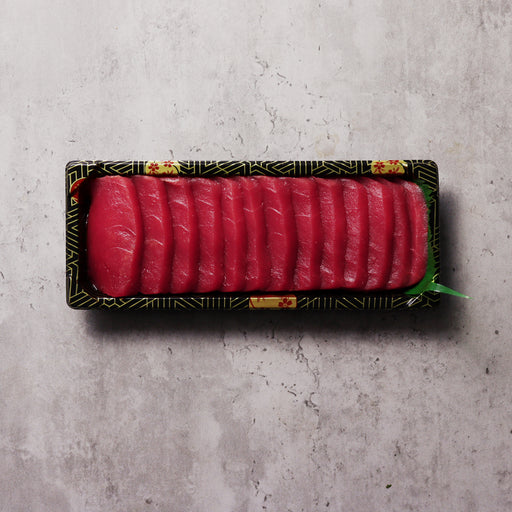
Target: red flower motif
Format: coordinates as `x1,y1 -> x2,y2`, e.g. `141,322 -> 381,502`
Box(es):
278,297 -> 293,308
373,161 -> 386,171
162,161 -> 175,167
147,162 -> 160,174
388,160 -> 400,165
70,177 -> 86,203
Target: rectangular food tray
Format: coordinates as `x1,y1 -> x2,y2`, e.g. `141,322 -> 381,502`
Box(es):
66,159 -> 440,310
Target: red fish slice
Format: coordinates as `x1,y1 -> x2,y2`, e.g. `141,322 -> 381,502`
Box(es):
260,176 -> 297,291
239,177 -> 270,291
386,179 -> 411,289
291,177 -> 323,290
219,178 -> 247,292
317,178 -> 346,289
360,177 -> 394,291
402,181 -> 429,287
163,177 -> 199,294
132,176 -> 173,294
191,178 -> 224,293
87,176 -> 143,297
343,178 -> 369,289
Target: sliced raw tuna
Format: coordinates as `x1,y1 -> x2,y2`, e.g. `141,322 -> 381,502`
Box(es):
291,177 -> 322,290
219,178 -> 247,292
260,176 -> 297,291
163,177 -> 199,294
360,177 -> 394,290
132,176 -> 173,294
87,175 -> 430,297
342,179 -> 369,289
239,177 -> 270,291
191,178 -> 224,293
317,178 -> 346,289
87,176 -> 143,297
402,181 -> 429,287
386,179 -> 411,289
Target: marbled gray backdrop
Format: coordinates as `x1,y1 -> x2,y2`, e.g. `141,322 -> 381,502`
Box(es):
1,0 -> 511,511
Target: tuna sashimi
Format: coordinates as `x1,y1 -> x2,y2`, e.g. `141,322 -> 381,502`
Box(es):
260,176 -> 297,291
219,178 -> 247,292
317,178 -> 346,289
361,177 -> 394,290
291,177 -> 323,290
133,176 -> 173,294
239,177 -> 270,291
343,179 -> 369,289
87,174 -> 430,297
87,176 -> 143,297
402,181 -> 429,287
163,178 -> 199,294
191,178 -> 224,293
386,179 -> 411,289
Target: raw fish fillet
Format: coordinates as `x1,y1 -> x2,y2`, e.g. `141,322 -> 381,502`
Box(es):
291,178 -> 322,290
191,178 -> 224,293
87,177 -> 143,297
239,177 -> 270,291
219,178 -> 247,292
386,179 -> 411,289
133,176 -> 173,294
360,177 -> 394,291
343,179 -> 369,289
163,178 -> 200,294
402,181 -> 429,287
317,178 -> 346,289
260,176 -> 297,291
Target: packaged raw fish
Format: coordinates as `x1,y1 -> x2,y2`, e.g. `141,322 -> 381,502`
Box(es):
67,160 -> 455,310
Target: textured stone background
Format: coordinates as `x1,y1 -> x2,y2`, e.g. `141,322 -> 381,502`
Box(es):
1,1 -> 511,511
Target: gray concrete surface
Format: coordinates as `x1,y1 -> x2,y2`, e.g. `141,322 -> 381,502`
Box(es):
1,0 -> 511,510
